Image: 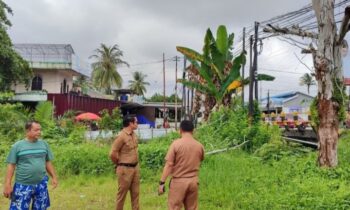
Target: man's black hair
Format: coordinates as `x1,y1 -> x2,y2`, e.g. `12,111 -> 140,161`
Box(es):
180,120 -> 194,132
25,120 -> 40,130
123,115 -> 136,127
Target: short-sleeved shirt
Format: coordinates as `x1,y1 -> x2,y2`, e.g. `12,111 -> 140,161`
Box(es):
165,138 -> 204,178
6,139 -> 54,185
109,129 -> 138,164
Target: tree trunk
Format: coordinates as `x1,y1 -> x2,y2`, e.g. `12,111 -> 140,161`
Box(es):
313,0 -> 342,167
317,98 -> 339,166
203,95 -> 216,121
191,90 -> 202,116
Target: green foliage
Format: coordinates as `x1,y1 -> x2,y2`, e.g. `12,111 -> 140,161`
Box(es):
0,91 -> 14,101
90,44 -> 129,94
177,25 -> 246,107
255,128 -> 312,161
310,97 -> 319,128
145,93 -> 181,103
128,71 -> 150,96
98,108 -> 122,132
34,101 -> 54,124
332,78 -> 347,123
0,103 -> 30,143
299,73 -> 316,94
52,143 -> 113,176
0,2 -> 32,91
196,102 -> 271,152
138,132 -> 180,169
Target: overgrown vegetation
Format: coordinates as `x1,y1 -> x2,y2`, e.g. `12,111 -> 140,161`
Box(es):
2,94 -> 350,209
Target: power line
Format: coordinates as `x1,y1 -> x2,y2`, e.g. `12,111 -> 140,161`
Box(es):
259,67 -> 307,75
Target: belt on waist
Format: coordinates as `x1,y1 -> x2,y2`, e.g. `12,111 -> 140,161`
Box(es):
117,162 -> 138,167
172,175 -> 197,179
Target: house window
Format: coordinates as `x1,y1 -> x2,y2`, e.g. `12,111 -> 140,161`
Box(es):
63,79 -> 67,93
31,76 -> 42,91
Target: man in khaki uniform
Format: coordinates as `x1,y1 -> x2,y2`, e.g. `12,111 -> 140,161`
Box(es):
158,120 -> 205,210
109,115 -> 139,210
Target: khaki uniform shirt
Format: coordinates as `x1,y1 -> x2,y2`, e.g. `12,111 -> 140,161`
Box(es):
109,129 -> 138,164
165,138 -> 204,178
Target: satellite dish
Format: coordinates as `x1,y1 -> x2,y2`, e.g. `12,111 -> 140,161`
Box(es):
341,40 -> 348,57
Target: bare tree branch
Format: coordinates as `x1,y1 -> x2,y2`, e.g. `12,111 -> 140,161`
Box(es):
293,52 -> 314,72
337,6 -> 350,44
263,24 -> 318,39
277,37 -> 307,50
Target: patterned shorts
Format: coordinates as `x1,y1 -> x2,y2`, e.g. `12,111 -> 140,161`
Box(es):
9,176 -> 50,210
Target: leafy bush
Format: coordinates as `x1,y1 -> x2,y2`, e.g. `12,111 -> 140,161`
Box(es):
195,104 -> 272,152
0,103 -> 30,143
99,108 -> 122,132
139,132 -> 180,169
52,143 -> 113,176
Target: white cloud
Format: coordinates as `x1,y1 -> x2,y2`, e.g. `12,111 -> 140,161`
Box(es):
5,0 -> 322,97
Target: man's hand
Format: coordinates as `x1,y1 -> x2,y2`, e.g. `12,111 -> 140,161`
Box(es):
158,184 -> 165,195
51,177 -> 58,189
3,183 -> 12,198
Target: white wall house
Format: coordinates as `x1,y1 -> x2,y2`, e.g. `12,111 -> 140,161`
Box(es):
11,44 -> 91,101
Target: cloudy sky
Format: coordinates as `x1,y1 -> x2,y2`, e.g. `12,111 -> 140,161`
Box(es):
5,0 -> 348,98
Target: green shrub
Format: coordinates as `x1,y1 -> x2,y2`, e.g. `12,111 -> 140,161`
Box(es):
195,105 -> 273,152
99,108 -> 122,132
52,143 -> 113,176
0,103 -> 29,143
139,132 -> 179,169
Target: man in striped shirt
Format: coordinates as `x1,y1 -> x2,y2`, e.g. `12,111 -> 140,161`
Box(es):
3,121 -> 58,210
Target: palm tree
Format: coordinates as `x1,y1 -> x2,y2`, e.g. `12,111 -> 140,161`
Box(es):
299,73 -> 315,94
128,71 -> 150,96
90,44 -> 129,94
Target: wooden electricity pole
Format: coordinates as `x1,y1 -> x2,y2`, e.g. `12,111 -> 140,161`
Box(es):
248,35 -> 254,119
175,56 -> 178,130
242,27 -> 246,105
163,53 -> 166,123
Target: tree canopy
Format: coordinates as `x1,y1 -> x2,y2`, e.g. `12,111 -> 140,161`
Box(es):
0,0 -> 32,92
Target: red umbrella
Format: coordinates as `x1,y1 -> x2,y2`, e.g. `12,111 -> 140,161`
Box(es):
75,112 -> 101,121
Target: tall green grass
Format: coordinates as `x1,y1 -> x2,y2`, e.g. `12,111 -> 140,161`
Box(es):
1,135 -> 350,209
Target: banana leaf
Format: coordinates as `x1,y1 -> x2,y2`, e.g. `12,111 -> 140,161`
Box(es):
177,79 -> 217,96
216,25 -> 228,57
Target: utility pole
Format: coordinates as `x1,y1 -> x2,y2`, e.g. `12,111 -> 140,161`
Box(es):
175,56 -> 178,130
248,35 -> 254,119
242,27 -> 246,105
254,21 -> 259,101
187,72 -> 190,119
182,57 -> 186,120
267,89 -> 270,117
163,53 -> 166,123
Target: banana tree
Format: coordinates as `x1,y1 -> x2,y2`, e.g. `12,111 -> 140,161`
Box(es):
177,25 -> 246,120
177,25 -> 275,120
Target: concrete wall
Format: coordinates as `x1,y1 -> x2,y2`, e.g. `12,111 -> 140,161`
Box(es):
13,69 -> 74,94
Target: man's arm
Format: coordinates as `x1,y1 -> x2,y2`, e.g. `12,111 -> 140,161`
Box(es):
158,161 -> 173,195
160,161 -> 173,183
158,142 -> 176,195
46,161 -> 58,189
3,164 -> 15,198
109,135 -> 124,165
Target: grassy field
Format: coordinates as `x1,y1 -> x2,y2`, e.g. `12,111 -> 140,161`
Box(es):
2,134 -> 350,209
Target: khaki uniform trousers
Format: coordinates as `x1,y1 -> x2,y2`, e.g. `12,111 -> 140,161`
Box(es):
116,165 -> 140,210
168,177 -> 199,210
